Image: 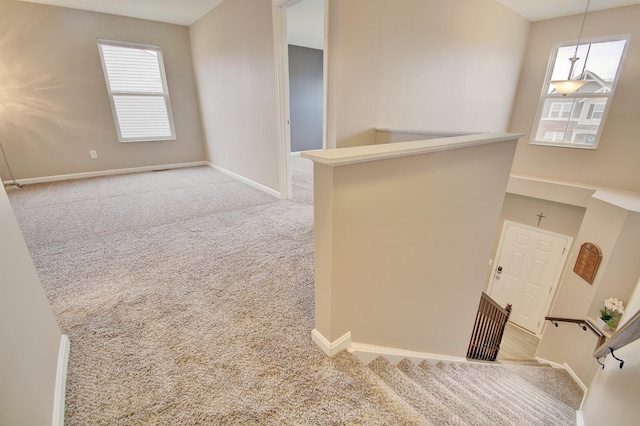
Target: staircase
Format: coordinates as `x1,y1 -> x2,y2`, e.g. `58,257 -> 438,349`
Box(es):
364,356 -> 582,425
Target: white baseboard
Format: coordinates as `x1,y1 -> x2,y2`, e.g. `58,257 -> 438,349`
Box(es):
562,362 -> 588,393
311,329 -> 351,357
349,341 -> 468,366
536,356 -> 589,410
534,356 -> 564,369
52,335 -> 70,426
576,410 -> 585,426
206,163 -> 281,198
4,162 -> 208,186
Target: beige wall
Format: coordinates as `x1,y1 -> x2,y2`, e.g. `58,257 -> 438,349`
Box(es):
536,196 -> 640,385
189,0 -> 280,192
311,137 -> 518,355
328,0 -> 529,148
0,0 -> 204,181
0,186 -> 62,425
581,276 -> 640,425
508,5 -> 640,192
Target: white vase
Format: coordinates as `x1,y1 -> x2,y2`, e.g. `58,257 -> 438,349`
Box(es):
596,317 -> 611,330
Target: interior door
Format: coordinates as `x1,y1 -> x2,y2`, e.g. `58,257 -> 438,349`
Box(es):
490,222 -> 571,335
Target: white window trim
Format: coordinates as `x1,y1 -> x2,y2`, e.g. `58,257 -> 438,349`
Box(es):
547,102 -> 572,119
97,39 -> 176,143
543,131 -> 565,142
530,34 -> 630,150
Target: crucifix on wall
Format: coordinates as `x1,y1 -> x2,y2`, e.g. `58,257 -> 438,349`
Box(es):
536,212 -> 546,227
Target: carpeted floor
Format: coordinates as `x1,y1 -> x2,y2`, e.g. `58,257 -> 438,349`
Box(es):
8,166 -> 580,425
8,166 -> 424,425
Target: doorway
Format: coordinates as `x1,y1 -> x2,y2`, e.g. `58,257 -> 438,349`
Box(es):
489,221 -> 572,336
272,0 -> 327,200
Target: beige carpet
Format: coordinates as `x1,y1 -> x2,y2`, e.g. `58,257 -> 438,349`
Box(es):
8,167 -> 424,425
8,166 -> 580,425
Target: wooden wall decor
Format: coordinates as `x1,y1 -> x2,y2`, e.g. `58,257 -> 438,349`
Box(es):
573,242 -> 602,284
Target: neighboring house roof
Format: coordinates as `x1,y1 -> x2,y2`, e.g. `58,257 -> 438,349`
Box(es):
550,70 -> 612,96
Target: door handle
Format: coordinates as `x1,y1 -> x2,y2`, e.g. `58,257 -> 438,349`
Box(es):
495,266 -> 503,280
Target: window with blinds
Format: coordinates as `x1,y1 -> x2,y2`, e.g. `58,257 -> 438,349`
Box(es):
97,39 -> 176,142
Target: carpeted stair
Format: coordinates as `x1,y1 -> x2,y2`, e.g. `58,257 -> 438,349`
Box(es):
366,356 -> 581,426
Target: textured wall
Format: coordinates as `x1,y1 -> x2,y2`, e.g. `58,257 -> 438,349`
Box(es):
189,0 -> 280,192
0,0 -> 205,181
508,5 -> 640,192
327,0 -> 529,148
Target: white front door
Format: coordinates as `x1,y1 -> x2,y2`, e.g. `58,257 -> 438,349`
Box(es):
489,222 -> 571,335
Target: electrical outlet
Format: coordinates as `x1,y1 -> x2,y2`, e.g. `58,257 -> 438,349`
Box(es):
226,150 -> 230,159
90,150 -> 98,159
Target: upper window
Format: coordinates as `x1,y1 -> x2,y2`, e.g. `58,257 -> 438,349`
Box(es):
530,35 -> 629,149
97,39 -> 176,143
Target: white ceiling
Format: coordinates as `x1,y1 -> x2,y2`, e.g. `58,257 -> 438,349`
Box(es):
18,0 -> 225,26
18,0 -> 640,26
287,0 -> 324,50
497,0 -> 640,22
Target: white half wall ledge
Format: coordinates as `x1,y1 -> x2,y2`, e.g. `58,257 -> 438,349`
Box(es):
301,133 -> 524,166
507,174 -> 598,207
311,329 -> 351,357
508,174 -> 640,210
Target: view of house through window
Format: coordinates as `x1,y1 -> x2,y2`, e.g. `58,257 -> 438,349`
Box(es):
531,36 -> 628,149
97,39 -> 176,143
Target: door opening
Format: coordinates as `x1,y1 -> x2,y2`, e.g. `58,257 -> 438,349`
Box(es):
272,0 -> 327,200
489,221 -> 572,336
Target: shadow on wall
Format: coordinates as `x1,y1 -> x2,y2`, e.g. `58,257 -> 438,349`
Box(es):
0,10 -> 105,179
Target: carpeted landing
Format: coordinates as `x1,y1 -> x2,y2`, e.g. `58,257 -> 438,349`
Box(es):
8,166 -> 580,425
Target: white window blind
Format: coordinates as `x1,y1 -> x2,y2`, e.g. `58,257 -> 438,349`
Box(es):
98,39 -> 176,142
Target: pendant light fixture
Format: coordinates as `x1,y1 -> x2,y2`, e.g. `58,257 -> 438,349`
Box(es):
550,0 -> 591,96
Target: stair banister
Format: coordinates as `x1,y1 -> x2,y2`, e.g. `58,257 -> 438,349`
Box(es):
544,316 -> 606,350
592,308 -> 640,369
467,292 -> 512,361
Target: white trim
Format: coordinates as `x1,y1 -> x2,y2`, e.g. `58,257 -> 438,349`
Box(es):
507,174 -> 598,207
97,39 -> 176,143
534,356 -> 564,369
207,163 -> 281,198
576,410 -> 585,426
489,221 -> 573,337
535,357 -> 589,410
273,0 -> 304,6
530,34 -> 630,150
3,161 -> 207,186
535,357 -> 588,390
272,2 -> 292,200
349,341 -> 468,366
301,133 -> 523,166
311,329 -> 351,357
52,335 -> 70,426
321,0 -> 328,151
562,361 -> 589,393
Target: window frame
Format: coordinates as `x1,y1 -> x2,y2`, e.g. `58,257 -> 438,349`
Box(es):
97,39 -> 176,143
530,34 -> 630,150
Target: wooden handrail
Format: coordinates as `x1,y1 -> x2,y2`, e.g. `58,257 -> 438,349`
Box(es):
482,291 -> 511,316
545,316 -> 606,352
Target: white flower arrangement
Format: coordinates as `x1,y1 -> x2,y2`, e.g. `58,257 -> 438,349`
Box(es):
600,298 -> 625,329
